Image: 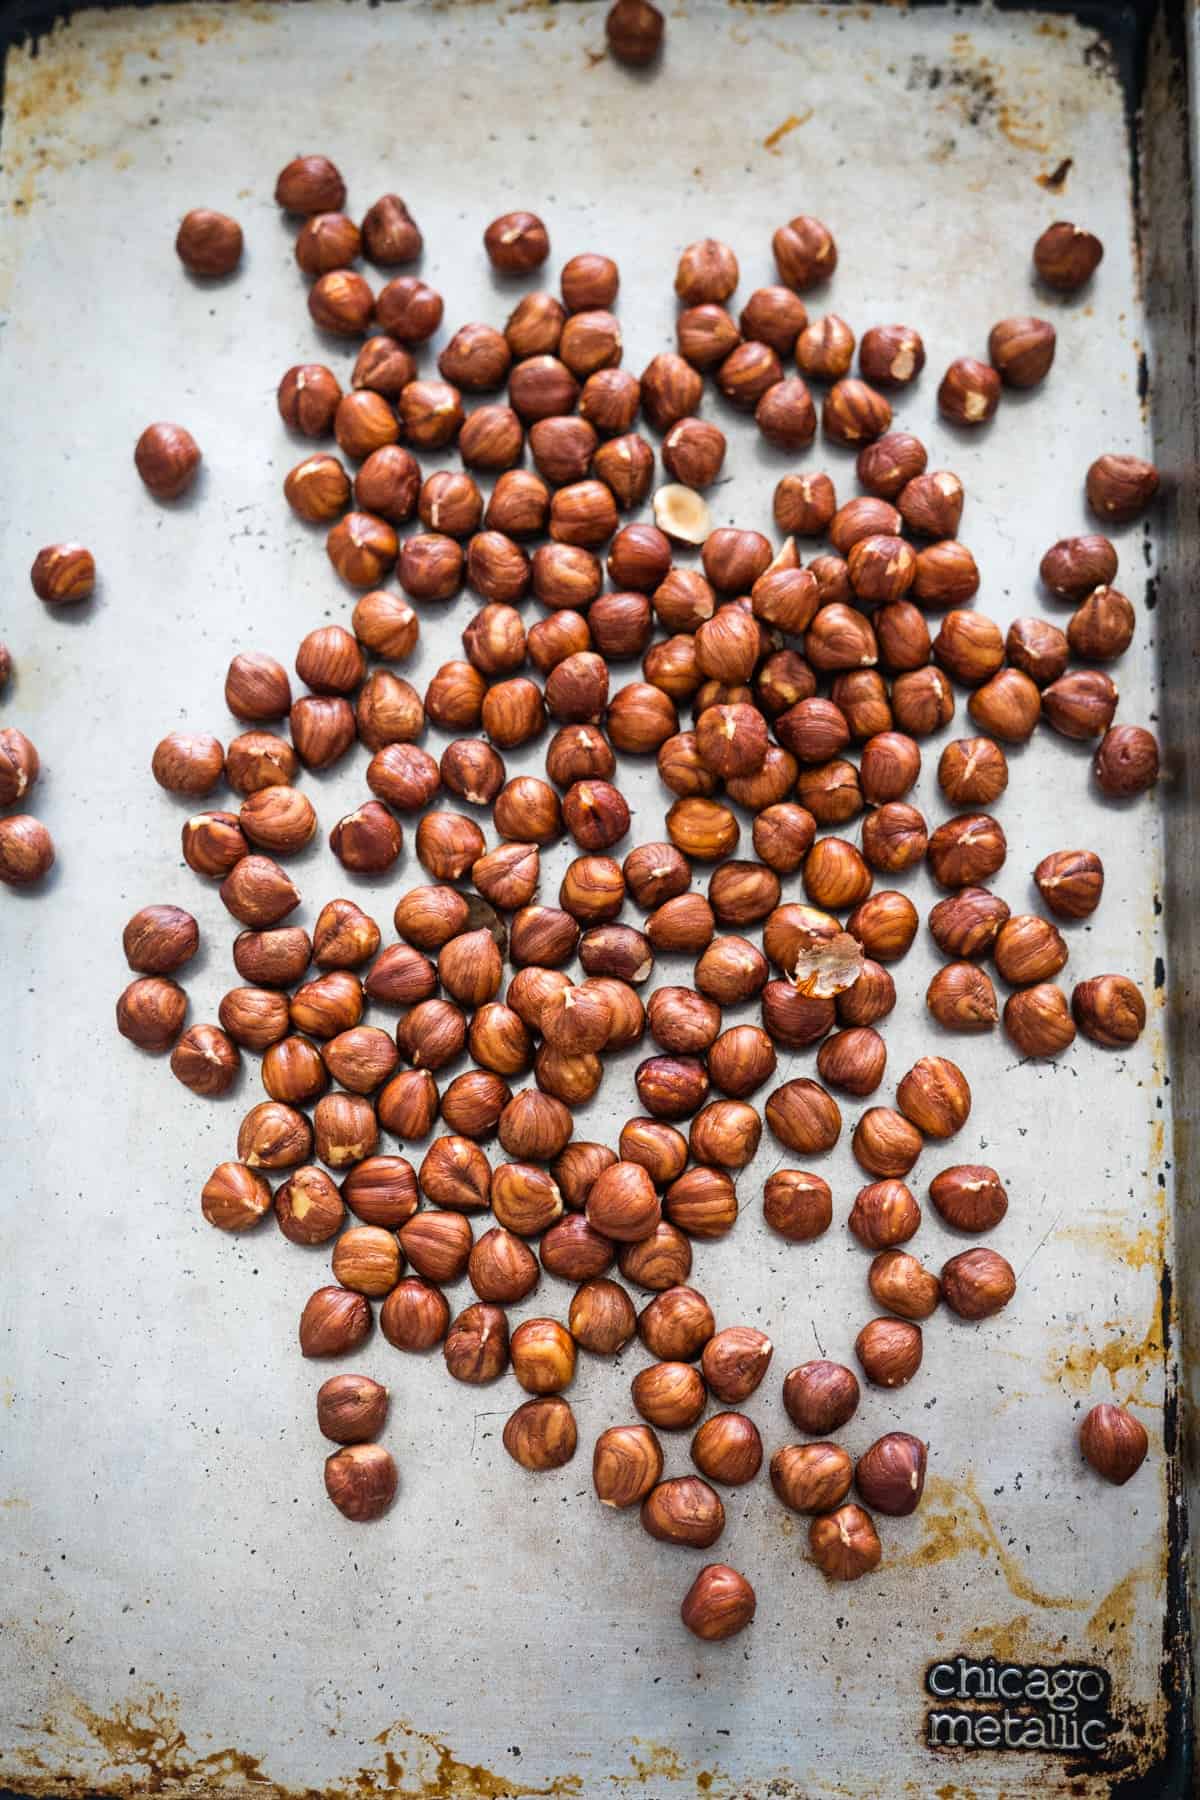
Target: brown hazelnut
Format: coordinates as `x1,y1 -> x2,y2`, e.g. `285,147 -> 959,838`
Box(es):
941,1246 -> 1016,1319
462,602 -> 526,676
120,904 -> 196,978
219,986 -> 290,1051
225,651 -> 291,724
353,336 -> 417,399
313,1091 -> 379,1168
640,352 -> 703,432
829,497 -> 901,556
398,1211 -> 472,1285
938,736 -> 1009,809
322,1027 -> 400,1096
771,1442 -> 854,1514
708,863 -> 781,932
929,1164 -> 1008,1234
505,291 -> 565,358
586,1160 -> 661,1243
1072,975 -> 1146,1047
1004,983 -> 1076,1058
696,933 -> 771,1005
926,961 -> 999,1031
618,1222 -> 693,1292
691,1412 -> 763,1486
435,322 -> 510,392
379,1277 -> 450,1351
1086,453 -> 1160,523
509,355 -> 579,424
735,285 -> 804,355
1094,724 -> 1159,797
937,357 -> 1001,425
362,943 -> 438,1008
804,606 -> 879,675
593,432 -> 655,507
324,1443 -> 396,1521
359,192 -> 422,264
848,1179 -> 920,1248
308,269 -> 375,337
510,1317 -> 576,1394
499,1088 -> 573,1162
593,1423 -> 664,1506
988,315 -> 1056,387
299,1284 -> 371,1358
437,927 -> 504,1007
175,207 -> 243,276
286,975 -> 359,1044
484,210 -> 549,274
1042,669 -> 1119,740
836,960 -> 896,1027
661,419 -> 726,492
546,723 -> 616,788
927,814 -> 1007,890
584,976 -> 643,1047
329,801 -> 402,875
539,1214 -> 613,1283
762,1169 -> 833,1242
664,1165 -> 739,1239
275,153 -> 344,214
802,837 -> 872,911
632,1361 -> 707,1431
795,313 -> 855,380
895,1055 -> 970,1140
855,1315 -> 922,1387
511,901 -> 579,963
608,681 -> 678,754
772,214 -> 837,290
859,323 -> 925,387
472,841 -> 540,913
563,781 -> 632,852
317,1374 -> 389,1446
765,1078 -> 841,1155
857,431 -> 927,499
331,1224 -> 402,1298
641,1477 -> 725,1549
167,1022 -> 239,1096
640,1285 -> 715,1363
913,540 -> 981,609
846,535 -> 916,605
239,786 -> 317,857
823,378 -> 892,446
646,892 -> 715,955
809,1504 -> 882,1580
439,739 -> 504,808
530,416 -> 600,487
1067,586 -> 1135,662
200,1162 -> 271,1232
783,1362 -> 859,1435
868,1249 -> 940,1320
753,803 -> 817,875
219,855 -> 300,927
589,591 -> 654,661
458,404 -> 525,473
680,1563 -> 756,1641
561,252 -> 620,311
875,606 -> 932,677
549,478 -> 620,551
278,363 -> 342,437
816,1026 -> 887,1097
850,1434 -> 926,1520
134,422 -> 201,499
289,695 -> 356,769
1034,220 -> 1103,289
852,1107 -> 923,1179
220,732 -> 296,796
717,341 -> 784,410
569,1277 -> 637,1354
559,309 -> 623,379
644,987 -> 721,1057
231,926 -> 311,991
898,468 -> 964,538
423,661 -> 487,733
335,389 -> 400,461
702,1328 -> 772,1404
415,1136 -> 490,1213
928,887 -> 1010,960
238,1101 -> 313,1170
326,511 -> 399,588
341,1156 -> 419,1229
994,914 -> 1069,986
507,966 -> 572,1035
1040,534 -> 1119,599
150,731 -> 224,796
417,470 -> 484,541
1080,1404 -> 1149,1485
688,1099 -> 761,1170
503,1397 -> 578,1471
444,1302 -> 510,1384
413,811 -> 486,882
931,615 -> 1002,690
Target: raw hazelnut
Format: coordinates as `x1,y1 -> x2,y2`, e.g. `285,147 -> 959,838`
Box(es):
647,891 -> 715,954
926,962 -> 999,1031
860,804 -> 928,875
539,1214 -> 613,1282
134,422 -> 201,499
847,535 -> 916,604
896,1056 -> 970,1139
507,967 -> 572,1035
326,511 -> 399,587
938,736 -> 1009,808
913,540 -> 980,608
341,1156 -> 420,1228
763,1169 -> 833,1242
398,1211 -> 472,1285
937,357 -> 1000,425
640,351 -> 703,431
499,1088 -> 573,1162
854,1315 -> 923,1387
444,1302 -> 510,1383
928,887 -> 1010,960
358,192 -> 422,264
278,363 -> 342,436
149,731 -> 223,797
823,378 -> 892,445
568,1278 -> 637,1354
200,1162 -> 271,1233
399,379 -> 465,451
783,1362 -> 859,1435
809,1505 -> 881,1580
296,209 -> 360,277
988,315 -> 1056,387
29,541 -> 93,609
927,814 -> 1007,889
680,1564 -> 756,1641
587,592 -> 653,661
238,1101 -> 313,1170
299,1284 -> 371,1358
330,1224 -> 401,1298
503,1397 -> 578,1471
933,613 -> 1003,688
929,1164 -> 1008,1233
994,914 -> 1069,986
1034,220 -> 1103,289
702,1327 -> 772,1403
859,323 -> 925,388
773,215 -> 836,290
219,854 -> 301,927
308,270 -> 375,337
593,432 -> 655,507
323,1027 -> 401,1096
417,1136 -> 491,1213
1072,975 -> 1146,1046
292,972 -> 366,1041
505,292 -> 565,360
315,1377 -> 389,1453
482,471 -> 548,540
439,739 -> 504,808
1080,1404 -> 1148,1485
559,309 -> 623,379
219,986 -> 289,1051
0,730 -> 37,812
379,1277 -> 450,1351
563,780 -> 631,850
1004,983 -> 1076,1057
1086,453 -> 1159,523
817,1026 -> 886,1097
1041,533 -> 1118,598
313,1091 -> 379,1168
289,695 -> 355,770
868,1249 -> 940,1321
1042,669 -> 1118,740
771,1442 -> 854,1514
941,1247 -> 1016,1319
594,1423 -> 663,1506
459,405 -> 525,473
688,1099 -> 762,1170
632,1362 -> 707,1431
661,420 -> 726,493
232,926 -> 312,991
795,314 -> 855,380
802,837 -> 872,910
691,1412 -> 763,1485
275,153 -> 344,213
562,252 -> 620,311
1094,724 -> 1159,797
836,959 -> 896,1027
771,474 -> 833,540
641,1477 -> 725,1550
898,468 -> 964,538
511,1317 -> 576,1394
587,1160 -> 661,1242
708,864 -> 781,932
718,340 -> 784,410
765,1078 -> 841,1155
239,786 -> 317,856
849,1179 -> 920,1248
852,1107 -> 922,1179
618,1222 -> 693,1291
424,661 -> 487,734
324,1444 -> 396,1521
484,210 -> 549,274
753,803 -> 817,874
329,801 -> 402,874
509,355 -> 579,423
437,322 -> 511,392
530,416 -> 599,487
695,934 -> 770,1005
664,1165 -> 739,1239
640,1285 -> 715,1362
1067,586 -> 1135,661
828,498 -> 901,557
169,1023 -> 239,1096
857,431 -> 927,499
176,206 -> 243,276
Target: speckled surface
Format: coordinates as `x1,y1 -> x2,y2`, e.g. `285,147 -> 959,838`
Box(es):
0,2 -> 1182,1795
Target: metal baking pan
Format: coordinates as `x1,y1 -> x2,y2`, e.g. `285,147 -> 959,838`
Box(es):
0,0 -> 1193,1794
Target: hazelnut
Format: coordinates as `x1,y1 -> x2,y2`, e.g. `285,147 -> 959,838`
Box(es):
868,1249 -> 940,1321
941,1247 -> 1016,1319
765,1078 -> 841,1155
444,1303 -> 510,1384
988,315 -> 1056,387
562,252 -> 620,311
857,431 -> 927,499
588,591 -> 654,661
829,497 -> 901,555
505,291 -> 565,358
439,739 -> 504,808
587,1160 -> 661,1242
219,854 -> 301,928
308,270 -> 375,337
661,420 -> 726,493
329,801 -> 402,875
809,1504 -> 882,1580
459,405 -> 525,472
1072,975 -> 1146,1047
510,355 -> 579,423
928,887 -> 1010,960
547,720 -> 616,786
895,1055 -> 970,1140
176,207 -> 243,276
664,1165 -> 739,1239
795,314 -> 855,380
397,1211 -> 473,1287
702,1327 -> 773,1403
360,194 -> 422,265
926,961 -> 999,1031
290,696 -> 357,769
639,1285 -> 715,1363
423,661 -> 487,733
124,904 -> 200,978
278,363 -> 342,437
485,469 -> 550,537
763,1169 -> 833,1242
150,731 -> 224,797
860,803 -> 930,873
847,534 -> 917,604
472,841 -> 541,913
1094,724 -> 1159,797
929,1164 -> 1008,1234
691,1412 -> 763,1485
511,902 -> 579,964
530,416 -> 600,487
852,1107 -> 923,1179
848,1179 -> 920,1249
642,1477 -> 725,1550
219,986 -> 289,1051
823,378 -> 892,445
927,814 -> 1007,890
299,1285 -> 371,1358
771,474 -> 833,540
379,1277 -> 450,1351
313,1091 -> 379,1168
398,379 -> 465,452
334,386 -> 400,462
232,925 -> 312,990
695,934 -> 770,1005
802,837 -> 872,911
341,1156 -> 420,1229
608,522 -> 672,594
594,1423 -> 664,1507
288,975 -> 365,1042
1041,533 -> 1119,599
417,470 -> 484,542
468,1003 -> 534,1079
170,1023 -> 240,1096
913,540 -> 980,608
510,1318 -> 576,1394
275,153 -> 344,213
645,987 -> 721,1057
324,1444 -> 396,1522
646,891 -> 715,955
994,914 -> 1069,986
898,468 -> 964,538
331,1224 -> 402,1298
438,927 -> 504,1007
498,1089 -> 573,1161
593,432 -> 655,507
640,351 -> 703,431
317,1374 -> 389,1445
680,1564 -> 756,1641
1080,1404 -> 1149,1485
688,1098 -> 761,1170
937,357 -> 1001,425
560,309 -> 623,379
1086,453 -> 1160,523
239,786 -> 317,857
275,1159 -> 345,1245
480,673 -> 544,748
200,1161 -> 271,1232
539,1214 -> 613,1282
568,1278 -> 637,1354
783,1362 -> 859,1435
772,214 -> 836,290
855,1315 -> 923,1387
1042,669 -> 1118,740
771,1443 -> 854,1515
718,341 -> 785,410
1004,983 -> 1076,1058
632,1361 -> 707,1430
618,1222 -> 692,1291
709,864 -> 781,932
29,539 -> 95,606
754,803 -> 817,875
1034,220 -> 1103,290
1067,585 -> 1135,662
507,967 -> 572,1035
326,511 -> 399,588
438,322 -> 512,392
323,1027 -> 401,1097
817,1026 -> 887,1096
484,210 -> 549,274
414,810 -> 486,882
859,323 -> 925,387
938,735 -> 1009,809
503,1397 -> 578,1471
362,943 -> 438,1008
563,780 -> 632,851
134,422 -> 201,499
238,1101 -> 313,1170
932,615 -> 1003,690
836,959 -> 896,1027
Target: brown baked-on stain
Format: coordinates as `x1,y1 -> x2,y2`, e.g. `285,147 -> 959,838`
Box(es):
1037,156 -> 1074,190
892,1474 -> 1086,1611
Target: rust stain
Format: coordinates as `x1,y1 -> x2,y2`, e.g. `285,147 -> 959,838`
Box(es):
762,111 -> 811,152
1056,1208 -> 1165,1273
1037,155 -> 1074,190
891,1474 -> 1086,1610
628,1740 -> 688,1782
370,1721 -> 584,1797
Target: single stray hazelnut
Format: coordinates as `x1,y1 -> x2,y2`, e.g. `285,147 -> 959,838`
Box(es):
135,423 -> 201,499
1080,1403 -> 1148,1485
176,208 -> 243,276
940,1247 -> 1016,1319
31,542 -> 96,603
324,1443 -> 397,1522
1094,724 -> 1159,797
605,0 -> 664,64
680,1564 -> 755,1641
1072,975 -> 1146,1047
1086,454 -> 1159,524
1034,220 -> 1103,290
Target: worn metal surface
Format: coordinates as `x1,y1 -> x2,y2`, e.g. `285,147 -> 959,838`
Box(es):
0,1 -> 1189,1794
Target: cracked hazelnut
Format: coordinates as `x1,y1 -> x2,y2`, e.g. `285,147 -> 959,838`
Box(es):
869,1249 -> 940,1320
444,1302 -> 510,1384
1080,1403 -> 1148,1485
855,1316 -> 922,1387
503,1396 -> 578,1471
941,1247 -> 1016,1319
929,1164 -> 1008,1233
763,1169 -> 833,1242
691,1412 -> 762,1485
594,1423 -> 663,1506
379,1277 -> 450,1351
569,1278 -> 637,1354
1072,975 -> 1146,1046
772,1442 -> 853,1514
1094,724 -> 1159,797
852,1107 -> 922,1179
848,1179 -> 920,1248
1004,983 -> 1076,1057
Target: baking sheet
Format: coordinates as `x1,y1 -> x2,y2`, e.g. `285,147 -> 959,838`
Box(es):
0,1 -> 1188,1794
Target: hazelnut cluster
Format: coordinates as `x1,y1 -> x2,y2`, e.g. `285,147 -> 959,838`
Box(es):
107,158 -> 1161,1641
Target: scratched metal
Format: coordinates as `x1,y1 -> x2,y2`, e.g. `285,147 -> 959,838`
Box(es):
0,1 -> 1187,1795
